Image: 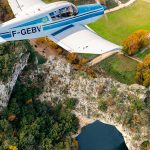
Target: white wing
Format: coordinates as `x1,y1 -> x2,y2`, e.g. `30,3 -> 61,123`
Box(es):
0,37 -> 6,44
48,25 -> 122,54
7,0 -> 46,16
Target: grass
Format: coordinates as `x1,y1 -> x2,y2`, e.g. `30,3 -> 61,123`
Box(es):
136,49 -> 150,60
99,54 -> 138,84
89,0 -> 150,45
79,53 -> 97,60
87,0 -> 150,84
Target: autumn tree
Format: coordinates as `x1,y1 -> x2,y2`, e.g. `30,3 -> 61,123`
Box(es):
35,37 -> 47,45
0,0 -> 14,21
135,54 -> 150,87
67,53 -> 77,63
123,30 -> 150,56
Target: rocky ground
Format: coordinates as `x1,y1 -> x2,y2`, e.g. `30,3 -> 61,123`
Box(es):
35,55 -> 149,150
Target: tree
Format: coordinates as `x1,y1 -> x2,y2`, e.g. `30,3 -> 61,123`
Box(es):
35,37 -> 46,45
9,145 -> 18,150
0,92 -> 79,149
123,30 -> 150,55
67,53 -> 77,63
98,100 -> 108,112
0,0 -> 14,21
64,98 -> 78,110
136,54 -> 150,87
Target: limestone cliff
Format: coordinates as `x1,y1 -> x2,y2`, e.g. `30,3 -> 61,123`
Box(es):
0,42 -> 30,111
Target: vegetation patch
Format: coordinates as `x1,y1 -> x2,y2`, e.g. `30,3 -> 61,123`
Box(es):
0,59 -> 79,150
0,41 -> 29,82
64,98 -> 78,110
0,0 -> 14,21
97,84 -> 150,148
29,45 -> 46,65
99,54 -> 138,84
98,100 -> 108,112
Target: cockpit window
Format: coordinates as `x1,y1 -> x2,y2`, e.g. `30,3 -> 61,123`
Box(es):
49,5 -> 78,21
59,6 -> 74,17
72,5 -> 78,15
49,11 -> 60,21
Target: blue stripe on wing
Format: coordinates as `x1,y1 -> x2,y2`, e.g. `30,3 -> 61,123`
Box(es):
0,34 -> 12,39
52,24 -> 74,36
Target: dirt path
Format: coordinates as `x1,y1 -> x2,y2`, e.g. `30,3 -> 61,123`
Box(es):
88,51 -> 119,66
124,54 -> 143,63
106,0 -> 136,14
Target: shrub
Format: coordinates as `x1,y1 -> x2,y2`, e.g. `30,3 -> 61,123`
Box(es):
0,0 -> 14,21
135,54 -> 150,87
79,58 -> 88,65
67,53 -> 77,63
65,98 -> 78,110
35,37 -> 46,45
141,140 -> 150,150
98,100 -> 108,112
123,30 -> 150,56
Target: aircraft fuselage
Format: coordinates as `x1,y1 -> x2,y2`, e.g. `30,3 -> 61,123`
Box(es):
0,2 -> 105,43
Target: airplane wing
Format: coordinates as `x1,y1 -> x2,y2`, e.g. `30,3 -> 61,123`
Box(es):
0,37 -> 6,44
48,25 -> 122,54
7,0 -> 46,16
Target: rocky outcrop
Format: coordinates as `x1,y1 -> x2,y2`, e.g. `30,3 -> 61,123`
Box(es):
0,53 -> 30,111
38,56 -> 149,150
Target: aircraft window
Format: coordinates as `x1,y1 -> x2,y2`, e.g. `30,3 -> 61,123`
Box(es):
49,5 -> 78,21
59,5 -> 78,18
49,12 -> 55,18
72,5 -> 78,15
49,11 -> 60,21
59,7 -> 70,17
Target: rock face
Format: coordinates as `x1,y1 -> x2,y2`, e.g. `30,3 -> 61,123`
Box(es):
39,56 -> 149,150
0,53 -> 30,111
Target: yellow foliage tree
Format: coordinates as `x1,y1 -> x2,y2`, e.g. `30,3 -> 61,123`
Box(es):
67,53 -> 77,63
47,39 -> 59,49
123,30 -> 150,56
35,37 -> 46,45
0,0 -> 14,21
79,58 -> 88,65
136,54 -> 150,87
9,145 -> 18,150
